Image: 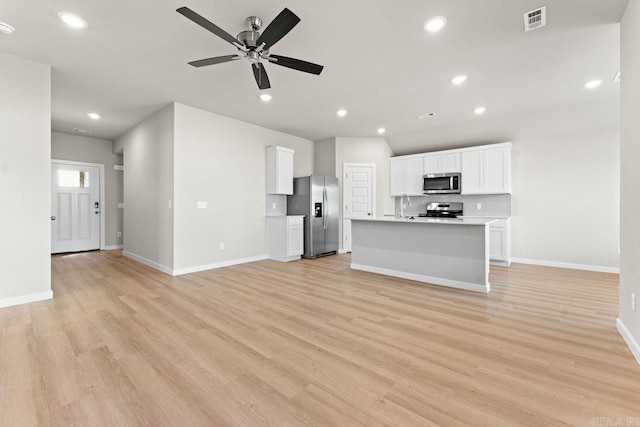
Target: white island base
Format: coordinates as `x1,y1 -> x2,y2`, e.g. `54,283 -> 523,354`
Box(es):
350,217 -> 494,293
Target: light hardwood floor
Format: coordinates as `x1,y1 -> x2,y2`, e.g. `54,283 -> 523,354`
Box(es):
1,251 -> 639,426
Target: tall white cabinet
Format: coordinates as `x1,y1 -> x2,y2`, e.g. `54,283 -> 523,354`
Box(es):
266,146 -> 303,262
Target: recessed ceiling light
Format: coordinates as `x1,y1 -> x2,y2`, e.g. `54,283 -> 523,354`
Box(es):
417,112 -> 437,119
86,112 -> 101,120
377,128 -> 386,135
584,79 -> 604,90
337,109 -> 348,117
424,16 -> 447,33
451,75 -> 468,85
473,106 -> 487,115
0,22 -> 15,35
57,12 -> 88,29
259,93 -> 272,102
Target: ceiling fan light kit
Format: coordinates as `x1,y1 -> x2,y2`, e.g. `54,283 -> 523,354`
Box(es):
177,7 -> 324,90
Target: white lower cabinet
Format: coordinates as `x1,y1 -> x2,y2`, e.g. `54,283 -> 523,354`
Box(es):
486,218 -> 511,266
267,215 -> 304,262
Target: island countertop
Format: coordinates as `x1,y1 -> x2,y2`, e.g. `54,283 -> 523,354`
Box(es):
351,216 -> 496,226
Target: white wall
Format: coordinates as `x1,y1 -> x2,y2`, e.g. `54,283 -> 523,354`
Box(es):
172,102 -> 314,271
619,0 -> 640,363
511,125 -> 620,270
0,52 -> 52,306
114,104 -> 175,272
314,138 -> 337,176
334,137 -> 394,249
51,132 -> 123,247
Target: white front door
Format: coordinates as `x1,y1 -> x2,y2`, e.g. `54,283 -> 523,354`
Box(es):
343,163 -> 376,251
51,163 -> 101,253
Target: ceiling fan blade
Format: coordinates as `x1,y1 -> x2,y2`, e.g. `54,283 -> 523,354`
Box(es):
267,55 -> 324,75
256,8 -> 300,50
188,55 -> 242,67
177,7 -> 245,50
252,63 -> 271,90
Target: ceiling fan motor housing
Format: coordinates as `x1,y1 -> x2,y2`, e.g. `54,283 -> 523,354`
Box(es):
238,30 -> 259,48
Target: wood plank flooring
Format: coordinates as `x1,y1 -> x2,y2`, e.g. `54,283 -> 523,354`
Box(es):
1,250 -> 639,426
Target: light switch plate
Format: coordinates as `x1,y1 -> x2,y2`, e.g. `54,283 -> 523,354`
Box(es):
272,202 -> 277,210
118,203 -> 124,209
476,203 -> 482,210
197,201 -> 207,209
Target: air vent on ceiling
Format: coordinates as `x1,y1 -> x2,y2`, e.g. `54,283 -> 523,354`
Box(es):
524,6 -> 546,32
73,128 -> 93,134
417,112 -> 437,120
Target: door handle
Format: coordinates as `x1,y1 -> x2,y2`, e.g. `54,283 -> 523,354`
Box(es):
51,216 -> 56,220
323,188 -> 328,229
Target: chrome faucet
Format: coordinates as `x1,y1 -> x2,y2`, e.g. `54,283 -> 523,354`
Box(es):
400,194 -> 412,218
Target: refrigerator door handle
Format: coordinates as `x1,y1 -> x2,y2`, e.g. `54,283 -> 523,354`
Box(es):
323,187 -> 328,229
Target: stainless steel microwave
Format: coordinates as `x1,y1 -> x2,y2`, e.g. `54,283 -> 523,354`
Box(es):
423,173 -> 461,194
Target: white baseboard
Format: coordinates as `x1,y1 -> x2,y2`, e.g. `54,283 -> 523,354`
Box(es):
268,255 -> 301,263
172,255 -> 269,276
350,263 -> 490,294
338,249 -> 349,254
617,318 -> 640,365
511,257 -> 619,274
123,251 -> 173,276
0,290 -> 53,309
103,245 -> 124,250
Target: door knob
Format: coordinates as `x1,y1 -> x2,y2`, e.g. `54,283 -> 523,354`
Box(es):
51,216 -> 56,220
94,211 -> 100,215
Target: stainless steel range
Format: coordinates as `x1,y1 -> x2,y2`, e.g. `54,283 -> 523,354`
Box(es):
419,202 -> 463,218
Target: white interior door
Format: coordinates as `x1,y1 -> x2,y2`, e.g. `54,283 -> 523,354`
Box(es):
51,163 -> 101,253
343,163 -> 375,251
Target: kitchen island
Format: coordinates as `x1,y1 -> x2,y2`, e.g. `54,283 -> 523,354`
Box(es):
350,216 -> 496,293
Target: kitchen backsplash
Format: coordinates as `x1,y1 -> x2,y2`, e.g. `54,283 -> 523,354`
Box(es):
394,194 -> 512,217
266,194 -> 287,217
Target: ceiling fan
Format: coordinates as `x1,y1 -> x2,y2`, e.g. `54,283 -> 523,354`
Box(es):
177,6 -> 324,90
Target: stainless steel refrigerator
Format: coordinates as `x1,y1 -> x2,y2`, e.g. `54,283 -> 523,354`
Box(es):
287,175 -> 339,258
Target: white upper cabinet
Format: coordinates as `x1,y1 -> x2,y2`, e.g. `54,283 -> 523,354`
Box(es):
484,147 -> 511,194
391,142 -> 511,196
267,146 -> 294,195
389,159 -> 404,196
461,144 -> 511,195
461,150 -> 484,194
423,152 -> 461,174
389,157 -> 423,196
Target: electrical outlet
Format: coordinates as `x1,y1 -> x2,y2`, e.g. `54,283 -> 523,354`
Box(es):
476,203 -> 482,210
168,200 -> 172,209
117,231 -> 122,238
219,242 -> 224,250
632,293 -> 636,312
272,202 -> 277,210
197,201 -> 207,209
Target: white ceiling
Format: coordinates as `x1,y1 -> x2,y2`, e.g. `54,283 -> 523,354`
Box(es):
0,0 -> 627,154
